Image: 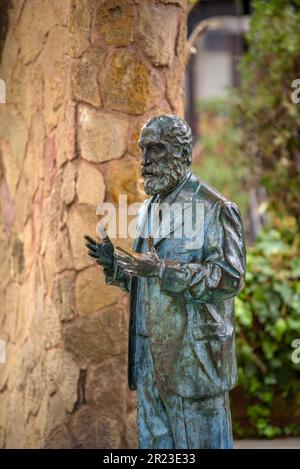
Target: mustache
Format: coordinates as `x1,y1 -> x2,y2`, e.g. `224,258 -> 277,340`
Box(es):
141,164 -> 184,179
141,166 -> 162,177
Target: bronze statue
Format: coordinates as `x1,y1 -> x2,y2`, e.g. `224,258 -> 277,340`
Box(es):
84,115 -> 246,449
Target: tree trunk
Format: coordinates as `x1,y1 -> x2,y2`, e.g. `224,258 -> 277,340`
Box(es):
0,0 -> 187,448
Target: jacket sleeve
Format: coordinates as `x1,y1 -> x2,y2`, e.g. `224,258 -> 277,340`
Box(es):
158,201 -> 246,302
103,261 -> 132,293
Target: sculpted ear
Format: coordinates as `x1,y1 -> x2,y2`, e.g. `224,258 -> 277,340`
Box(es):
183,149 -> 192,166
173,144 -> 182,158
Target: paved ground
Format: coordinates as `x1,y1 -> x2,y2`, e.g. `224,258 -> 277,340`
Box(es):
234,437 -> 300,449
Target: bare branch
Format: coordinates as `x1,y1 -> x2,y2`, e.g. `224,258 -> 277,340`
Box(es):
185,19 -> 219,65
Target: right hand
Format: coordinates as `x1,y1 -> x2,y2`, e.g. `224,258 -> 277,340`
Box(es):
84,233 -> 114,270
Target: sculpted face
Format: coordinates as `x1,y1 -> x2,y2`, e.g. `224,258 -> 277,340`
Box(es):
139,120 -> 188,197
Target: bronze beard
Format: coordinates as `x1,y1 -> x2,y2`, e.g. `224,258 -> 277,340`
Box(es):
142,159 -> 188,197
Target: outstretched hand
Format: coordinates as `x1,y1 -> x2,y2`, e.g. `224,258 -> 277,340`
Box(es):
83,229 -> 114,270
114,237 -> 160,277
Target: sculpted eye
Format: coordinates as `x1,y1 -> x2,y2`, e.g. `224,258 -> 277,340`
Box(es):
151,143 -> 164,151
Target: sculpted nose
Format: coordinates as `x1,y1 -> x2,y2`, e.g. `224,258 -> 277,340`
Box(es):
142,149 -> 151,166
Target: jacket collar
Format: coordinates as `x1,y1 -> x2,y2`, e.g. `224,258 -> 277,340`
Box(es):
135,171 -> 201,249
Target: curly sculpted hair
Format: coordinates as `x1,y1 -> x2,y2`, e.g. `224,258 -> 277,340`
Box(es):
142,115 -> 193,166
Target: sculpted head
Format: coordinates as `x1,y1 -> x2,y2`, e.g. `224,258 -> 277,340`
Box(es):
139,115 -> 193,196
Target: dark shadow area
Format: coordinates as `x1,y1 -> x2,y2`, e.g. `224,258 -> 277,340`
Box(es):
0,0 -> 11,62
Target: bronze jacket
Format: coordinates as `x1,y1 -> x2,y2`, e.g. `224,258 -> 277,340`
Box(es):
105,172 -> 246,399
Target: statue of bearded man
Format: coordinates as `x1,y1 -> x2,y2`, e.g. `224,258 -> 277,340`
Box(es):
85,115 -> 246,449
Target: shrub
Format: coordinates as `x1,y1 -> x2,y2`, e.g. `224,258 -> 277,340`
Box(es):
192,0 -> 300,437
238,0 -> 300,225
233,222 -> 300,438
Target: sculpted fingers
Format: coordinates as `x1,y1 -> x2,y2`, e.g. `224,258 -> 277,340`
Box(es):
115,254 -> 136,269
84,234 -> 99,255
98,224 -> 111,243
115,245 -> 137,258
115,246 -> 137,263
83,234 -> 97,245
85,241 -> 97,253
87,250 -> 99,259
115,248 -> 139,274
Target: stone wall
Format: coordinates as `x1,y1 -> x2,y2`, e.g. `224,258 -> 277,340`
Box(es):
0,0 -> 187,448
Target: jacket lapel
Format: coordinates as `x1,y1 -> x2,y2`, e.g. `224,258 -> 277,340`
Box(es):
152,201 -> 193,246
152,173 -> 201,247
132,173 -> 201,250
132,197 -> 153,253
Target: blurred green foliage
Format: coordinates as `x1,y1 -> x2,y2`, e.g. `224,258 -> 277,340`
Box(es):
192,0 -> 300,438
192,97 -> 248,215
231,0 -> 300,438
234,224 -> 300,438
239,0 -> 300,224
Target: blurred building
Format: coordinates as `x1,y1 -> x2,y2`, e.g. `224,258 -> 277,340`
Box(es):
186,0 -> 252,136
185,1 -> 267,243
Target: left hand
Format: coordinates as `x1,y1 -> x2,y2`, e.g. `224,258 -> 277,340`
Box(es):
115,237 -> 160,277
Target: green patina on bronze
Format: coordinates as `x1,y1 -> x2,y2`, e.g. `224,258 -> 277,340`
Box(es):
84,115 -> 246,448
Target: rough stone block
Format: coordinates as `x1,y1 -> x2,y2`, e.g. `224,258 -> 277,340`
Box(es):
67,204 -> 98,270
86,356 -> 127,419
75,265 -> 120,316
78,106 -> 128,163
77,161 -> 105,207
103,49 -> 162,115
71,406 -> 121,449
63,305 -> 127,365
93,0 -> 134,47
136,2 -> 178,67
